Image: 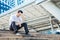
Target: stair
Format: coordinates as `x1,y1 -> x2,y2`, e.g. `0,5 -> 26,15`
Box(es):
0,29 -> 60,40
0,28 -> 40,40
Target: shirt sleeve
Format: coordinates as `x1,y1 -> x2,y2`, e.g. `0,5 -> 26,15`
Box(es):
9,15 -> 16,25
10,15 -> 16,22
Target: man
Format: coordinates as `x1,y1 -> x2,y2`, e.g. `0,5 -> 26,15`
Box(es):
9,10 -> 29,35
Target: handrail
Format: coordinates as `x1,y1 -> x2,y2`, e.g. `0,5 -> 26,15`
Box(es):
25,15 -> 49,23
36,0 -> 47,5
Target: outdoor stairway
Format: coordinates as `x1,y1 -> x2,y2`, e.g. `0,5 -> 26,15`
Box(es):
0,28 -> 39,39
0,0 -> 60,40
0,28 -> 60,40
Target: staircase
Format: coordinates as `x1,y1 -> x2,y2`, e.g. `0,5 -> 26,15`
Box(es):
0,0 -> 60,40
0,0 -> 59,33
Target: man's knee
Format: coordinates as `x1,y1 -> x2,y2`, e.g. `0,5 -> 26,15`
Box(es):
21,23 -> 27,27
12,21 -> 15,24
22,23 -> 27,25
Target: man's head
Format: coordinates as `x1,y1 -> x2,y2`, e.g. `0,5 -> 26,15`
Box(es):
16,10 -> 23,17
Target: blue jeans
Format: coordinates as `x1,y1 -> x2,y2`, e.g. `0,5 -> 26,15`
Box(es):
10,22 -> 29,34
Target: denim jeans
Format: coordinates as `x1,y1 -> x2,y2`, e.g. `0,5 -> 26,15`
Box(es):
10,22 -> 29,34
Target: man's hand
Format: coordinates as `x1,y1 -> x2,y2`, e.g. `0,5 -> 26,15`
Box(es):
16,22 -> 21,27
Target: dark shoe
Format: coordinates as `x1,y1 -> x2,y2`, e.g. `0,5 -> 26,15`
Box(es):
13,31 -> 18,34
25,31 -> 29,35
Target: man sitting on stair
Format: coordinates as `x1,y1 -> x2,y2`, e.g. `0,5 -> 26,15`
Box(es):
9,10 -> 29,35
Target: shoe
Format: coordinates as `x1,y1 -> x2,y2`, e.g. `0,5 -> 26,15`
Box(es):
16,33 -> 21,35
25,31 -> 29,35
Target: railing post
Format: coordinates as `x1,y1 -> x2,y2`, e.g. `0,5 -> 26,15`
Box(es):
49,16 -> 54,34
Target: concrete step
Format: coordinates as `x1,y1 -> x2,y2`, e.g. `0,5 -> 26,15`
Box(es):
0,30 -> 60,40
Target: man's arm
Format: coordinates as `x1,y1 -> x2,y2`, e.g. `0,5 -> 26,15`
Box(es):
21,14 -> 26,21
9,15 -> 16,25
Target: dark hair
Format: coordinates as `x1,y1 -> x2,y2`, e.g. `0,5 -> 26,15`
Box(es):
18,10 -> 23,13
